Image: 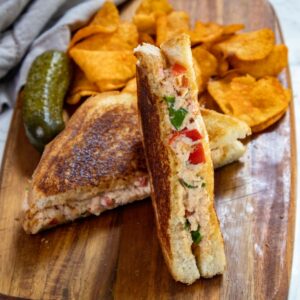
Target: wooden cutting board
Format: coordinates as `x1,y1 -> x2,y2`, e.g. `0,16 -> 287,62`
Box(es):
0,0 -> 296,299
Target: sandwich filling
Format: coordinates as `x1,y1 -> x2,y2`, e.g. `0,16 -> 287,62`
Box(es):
160,62 -> 208,246
23,175 -> 150,234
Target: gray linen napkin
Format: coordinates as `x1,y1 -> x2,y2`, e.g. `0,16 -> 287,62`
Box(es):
0,0 -> 126,111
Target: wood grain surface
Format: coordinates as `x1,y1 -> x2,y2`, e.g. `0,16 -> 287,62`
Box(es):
0,0 -> 296,299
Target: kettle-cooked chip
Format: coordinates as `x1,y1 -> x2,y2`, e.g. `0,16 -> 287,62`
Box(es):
70,49 -> 136,92
198,91 -> 222,112
138,32 -> 155,44
67,68 -> 99,105
251,109 -> 287,133
69,19 -> 138,95
69,2 -> 120,47
156,11 -> 190,45
122,77 -> 137,94
211,50 -> 230,77
72,22 -> 138,51
133,0 -> 173,34
135,0 -> 173,14
189,22 -> 244,46
213,28 -> 275,60
229,44 -> 288,78
192,46 -> 217,93
193,57 -> 202,93
207,75 -> 291,132
133,14 -> 156,34
217,57 -> 229,77
189,21 -> 223,45
222,23 -> 245,35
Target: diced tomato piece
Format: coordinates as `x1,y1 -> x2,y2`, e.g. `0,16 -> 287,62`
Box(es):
188,143 -> 206,164
172,63 -> 187,76
184,129 -> 203,141
169,129 -> 202,144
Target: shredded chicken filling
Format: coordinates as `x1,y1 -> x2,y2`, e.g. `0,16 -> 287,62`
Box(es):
25,176 -> 150,231
161,64 -> 208,243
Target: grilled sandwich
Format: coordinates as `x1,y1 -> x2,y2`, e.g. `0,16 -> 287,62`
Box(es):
135,34 -> 226,284
23,89 -> 250,234
23,92 -> 149,234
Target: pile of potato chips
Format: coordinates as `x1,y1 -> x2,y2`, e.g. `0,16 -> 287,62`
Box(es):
68,2 -> 138,103
67,0 -> 290,133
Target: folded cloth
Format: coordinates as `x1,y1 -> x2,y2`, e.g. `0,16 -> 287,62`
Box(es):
0,0 -> 31,32
0,0 -> 126,112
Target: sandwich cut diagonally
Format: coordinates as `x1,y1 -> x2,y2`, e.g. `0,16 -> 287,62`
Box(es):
23,92 -> 150,234
135,34 -> 226,284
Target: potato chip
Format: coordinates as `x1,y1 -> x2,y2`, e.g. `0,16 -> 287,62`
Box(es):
67,90 -> 99,105
217,57 -> 229,77
156,11 -> 190,45
138,32 -> 155,45
207,75 -> 291,132
198,91 -> 222,112
191,23 -> 244,49
133,0 -> 173,34
210,50 -> 230,77
69,2 -> 120,47
189,21 -> 223,45
66,68 -> 99,105
135,0 -> 173,14
70,49 -> 136,91
213,28 -> 275,60
229,44 -> 288,78
193,57 -> 202,93
251,109 -> 286,133
73,22 -> 138,51
222,23 -> 245,35
122,77 -> 137,94
89,2 -> 119,27
192,46 -> 217,93
133,15 -> 157,35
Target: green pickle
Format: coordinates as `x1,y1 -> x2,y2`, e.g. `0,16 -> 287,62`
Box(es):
23,50 -> 72,152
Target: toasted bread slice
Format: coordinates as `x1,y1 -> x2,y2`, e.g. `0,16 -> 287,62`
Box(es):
135,34 -> 226,283
201,108 -> 251,168
23,92 -> 149,234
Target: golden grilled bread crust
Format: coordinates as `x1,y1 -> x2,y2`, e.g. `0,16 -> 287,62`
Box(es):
136,67 -> 172,257
31,92 -> 147,201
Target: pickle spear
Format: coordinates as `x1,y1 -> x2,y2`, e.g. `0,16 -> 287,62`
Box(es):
23,50 -> 71,152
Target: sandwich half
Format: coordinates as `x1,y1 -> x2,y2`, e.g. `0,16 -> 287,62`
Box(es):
201,108 -> 251,168
23,92 -> 150,234
135,34 -> 226,284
